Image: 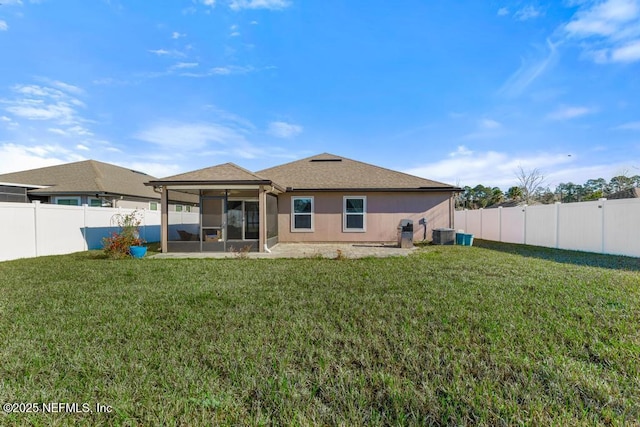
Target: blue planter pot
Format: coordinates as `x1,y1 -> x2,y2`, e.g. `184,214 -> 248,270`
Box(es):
129,246 -> 147,258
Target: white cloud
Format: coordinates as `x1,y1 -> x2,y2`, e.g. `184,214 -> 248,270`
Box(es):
497,7 -> 509,16
404,147 -> 575,189
0,20 -> 8,31
148,49 -> 185,57
210,65 -> 254,75
515,5 -> 543,21
479,118 -> 502,129
229,0 -> 291,11
171,31 -> 186,39
267,121 -> 303,138
134,122 -> 249,150
202,0 -> 215,6
615,120 -> 640,130
50,80 -> 84,96
0,143 -> 81,174
499,39 -> 558,97
6,101 -> 77,122
171,62 -> 199,70
610,39 -> 640,61
121,161 -> 182,178
564,0 -> 640,63
76,144 -> 90,151
547,105 -> 595,120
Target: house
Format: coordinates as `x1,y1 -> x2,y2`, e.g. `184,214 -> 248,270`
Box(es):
606,187 -> 640,200
0,160 -> 195,211
147,153 -> 460,253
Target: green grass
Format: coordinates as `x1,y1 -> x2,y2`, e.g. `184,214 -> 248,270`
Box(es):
1,242 -> 639,425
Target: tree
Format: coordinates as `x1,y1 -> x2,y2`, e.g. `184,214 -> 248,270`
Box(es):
516,166 -> 545,205
506,186 -> 523,202
489,187 -> 504,205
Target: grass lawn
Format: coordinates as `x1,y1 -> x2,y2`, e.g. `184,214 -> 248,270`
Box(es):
1,242 -> 639,425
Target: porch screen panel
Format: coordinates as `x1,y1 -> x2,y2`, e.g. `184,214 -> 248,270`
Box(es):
266,194 -> 278,239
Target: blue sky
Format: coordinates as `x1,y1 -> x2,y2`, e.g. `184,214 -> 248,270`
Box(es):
0,0 -> 639,189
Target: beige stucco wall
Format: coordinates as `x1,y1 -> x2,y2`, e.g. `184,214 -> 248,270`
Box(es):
277,191 -> 453,243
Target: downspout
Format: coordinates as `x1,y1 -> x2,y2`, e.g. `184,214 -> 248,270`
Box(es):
264,244 -> 272,253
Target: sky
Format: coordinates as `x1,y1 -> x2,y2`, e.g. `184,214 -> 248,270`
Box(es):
0,0 -> 639,190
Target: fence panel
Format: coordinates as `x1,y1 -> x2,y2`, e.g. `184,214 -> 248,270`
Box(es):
525,204 -> 557,248
0,202 -> 36,260
500,207 -> 525,244
480,208 -> 500,241
465,211 -> 482,237
557,201 -> 603,253
603,199 -> 640,257
36,204 -> 87,256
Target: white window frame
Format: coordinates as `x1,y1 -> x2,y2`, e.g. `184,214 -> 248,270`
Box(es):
291,196 -> 314,232
175,205 -> 183,212
54,196 -> 81,206
343,196 -> 366,232
89,197 -> 103,207
149,202 -> 158,211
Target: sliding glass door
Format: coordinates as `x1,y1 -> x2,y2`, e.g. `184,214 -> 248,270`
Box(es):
227,200 -> 259,240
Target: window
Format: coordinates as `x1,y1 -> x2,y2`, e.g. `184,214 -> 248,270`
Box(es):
185,205 -> 191,213
291,196 -> 313,231
149,202 -> 158,211
343,196 -> 366,232
175,205 -> 183,212
54,197 -> 80,206
89,198 -> 102,207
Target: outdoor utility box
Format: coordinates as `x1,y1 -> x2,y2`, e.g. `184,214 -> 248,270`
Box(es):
433,228 -> 455,245
397,219 -> 414,248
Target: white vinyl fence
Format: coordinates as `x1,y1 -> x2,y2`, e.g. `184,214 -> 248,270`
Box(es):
454,198 -> 640,258
0,202 -> 198,262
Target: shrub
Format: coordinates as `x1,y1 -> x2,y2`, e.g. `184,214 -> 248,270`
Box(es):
102,211 -> 146,259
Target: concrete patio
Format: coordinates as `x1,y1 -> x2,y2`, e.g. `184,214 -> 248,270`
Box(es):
149,243 -> 417,259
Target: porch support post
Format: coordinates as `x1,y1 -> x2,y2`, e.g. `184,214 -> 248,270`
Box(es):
161,187 -> 168,253
258,186 -> 266,252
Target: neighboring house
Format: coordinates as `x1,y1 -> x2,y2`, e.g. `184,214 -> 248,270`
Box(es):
147,153 -> 460,253
0,160 -> 195,211
607,187 -> 640,200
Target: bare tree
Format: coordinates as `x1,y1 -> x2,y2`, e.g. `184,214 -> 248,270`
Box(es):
516,166 -> 544,205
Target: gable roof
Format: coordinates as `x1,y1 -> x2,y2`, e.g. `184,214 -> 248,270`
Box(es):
257,153 -> 458,191
148,162 -> 285,191
0,160 -> 160,199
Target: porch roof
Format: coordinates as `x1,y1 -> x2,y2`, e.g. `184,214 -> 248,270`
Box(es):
146,162 -> 285,192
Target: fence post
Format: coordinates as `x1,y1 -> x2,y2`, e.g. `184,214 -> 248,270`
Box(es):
479,208 -> 484,239
554,202 -> 561,249
142,208 -> 147,243
464,209 -> 468,233
599,198 -> 607,254
82,204 -> 88,251
33,201 -> 40,257
498,206 -> 502,242
523,205 -> 528,245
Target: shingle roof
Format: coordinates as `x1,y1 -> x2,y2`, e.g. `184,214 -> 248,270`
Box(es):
607,187 -> 640,199
257,153 -> 457,191
153,162 -> 271,183
0,160 -> 160,199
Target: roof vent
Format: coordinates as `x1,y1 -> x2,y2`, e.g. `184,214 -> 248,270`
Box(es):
130,169 -> 149,176
310,159 -> 342,162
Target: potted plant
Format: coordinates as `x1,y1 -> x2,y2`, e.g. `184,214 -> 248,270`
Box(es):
102,210 -> 147,259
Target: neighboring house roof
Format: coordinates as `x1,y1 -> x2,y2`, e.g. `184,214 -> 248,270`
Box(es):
607,187 -> 640,200
148,162 -> 285,191
0,160 -> 160,199
257,153 -> 458,191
